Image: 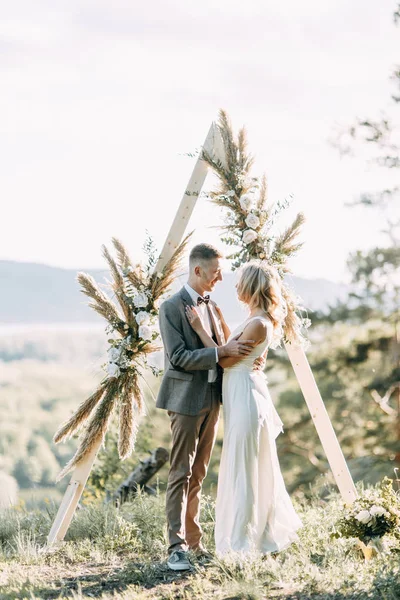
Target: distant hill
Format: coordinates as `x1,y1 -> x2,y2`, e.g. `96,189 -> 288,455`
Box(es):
0,260 -> 349,324
0,261 -> 108,324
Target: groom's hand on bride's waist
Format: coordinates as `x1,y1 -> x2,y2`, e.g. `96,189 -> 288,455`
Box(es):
218,334 -> 254,358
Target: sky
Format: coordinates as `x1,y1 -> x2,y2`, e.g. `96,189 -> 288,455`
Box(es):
1,0 -> 399,283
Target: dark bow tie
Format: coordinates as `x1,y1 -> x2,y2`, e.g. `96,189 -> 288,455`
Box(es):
197,295 -> 210,306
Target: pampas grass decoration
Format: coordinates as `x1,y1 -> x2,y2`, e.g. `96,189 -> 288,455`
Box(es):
56,379 -> 119,481
273,213 -> 306,265
203,109 -> 307,345
53,382 -> 108,444
54,233 -> 190,479
150,232 -> 192,300
78,272 -> 124,332
118,373 -> 142,460
101,244 -> 133,326
111,237 -> 143,290
281,285 -> 306,346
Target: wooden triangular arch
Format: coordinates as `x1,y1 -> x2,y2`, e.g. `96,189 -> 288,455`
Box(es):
47,122 -> 357,546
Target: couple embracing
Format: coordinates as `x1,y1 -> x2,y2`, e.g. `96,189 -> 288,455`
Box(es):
156,243 -> 302,570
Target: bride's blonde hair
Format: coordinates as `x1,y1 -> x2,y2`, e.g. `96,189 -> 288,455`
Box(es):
236,261 -> 286,347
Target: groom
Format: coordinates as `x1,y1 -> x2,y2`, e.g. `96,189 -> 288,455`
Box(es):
157,243 -> 254,571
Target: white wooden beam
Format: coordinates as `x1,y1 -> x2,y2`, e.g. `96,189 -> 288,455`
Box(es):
285,343 -> 357,503
155,122 -> 217,271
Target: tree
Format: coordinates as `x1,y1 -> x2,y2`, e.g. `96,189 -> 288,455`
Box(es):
325,1 -> 400,464
273,4 -> 400,493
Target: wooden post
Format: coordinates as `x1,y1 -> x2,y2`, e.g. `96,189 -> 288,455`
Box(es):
285,343 -> 357,503
155,123 -> 217,267
47,123 -> 217,546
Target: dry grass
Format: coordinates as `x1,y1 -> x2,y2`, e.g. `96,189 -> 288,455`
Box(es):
0,486 -> 399,600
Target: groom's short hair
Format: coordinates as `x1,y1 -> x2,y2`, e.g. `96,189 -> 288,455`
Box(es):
189,244 -> 223,267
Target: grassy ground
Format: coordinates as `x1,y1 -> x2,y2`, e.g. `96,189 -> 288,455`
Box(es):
0,486 -> 399,600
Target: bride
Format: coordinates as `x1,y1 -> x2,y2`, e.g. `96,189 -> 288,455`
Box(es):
185,261 -> 302,555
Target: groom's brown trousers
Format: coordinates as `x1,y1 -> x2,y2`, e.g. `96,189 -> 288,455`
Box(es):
166,382 -> 220,553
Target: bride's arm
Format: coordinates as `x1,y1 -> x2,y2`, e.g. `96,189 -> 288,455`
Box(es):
218,319 -> 267,369
185,306 -> 254,360
214,304 -> 231,340
185,307 -> 217,349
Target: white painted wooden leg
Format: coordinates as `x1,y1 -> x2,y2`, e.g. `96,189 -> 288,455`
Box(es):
285,343 -> 357,503
47,443 -> 100,546
155,123 -> 217,268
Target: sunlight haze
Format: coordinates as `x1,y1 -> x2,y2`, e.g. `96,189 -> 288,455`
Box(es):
1,0 -> 398,282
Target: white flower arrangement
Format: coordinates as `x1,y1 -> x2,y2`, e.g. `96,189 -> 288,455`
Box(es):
355,509 -> 373,524
103,281 -> 160,379
242,228 -> 258,244
135,310 -> 151,325
106,362 -> 121,378
132,291 -> 149,308
138,324 -> 153,341
201,109 -> 308,345
54,233 -> 191,477
239,194 -> 253,211
370,505 -> 387,516
245,212 -> 260,229
107,346 -> 122,363
332,477 -> 400,545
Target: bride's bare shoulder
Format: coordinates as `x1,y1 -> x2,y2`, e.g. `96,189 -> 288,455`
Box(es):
241,318 -> 268,345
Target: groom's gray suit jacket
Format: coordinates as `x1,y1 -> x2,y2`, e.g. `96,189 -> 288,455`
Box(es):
156,287 -> 223,416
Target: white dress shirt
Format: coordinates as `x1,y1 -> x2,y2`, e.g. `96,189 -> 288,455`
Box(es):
184,283 -> 219,383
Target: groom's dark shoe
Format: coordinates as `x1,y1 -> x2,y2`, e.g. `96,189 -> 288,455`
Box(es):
167,550 -> 192,571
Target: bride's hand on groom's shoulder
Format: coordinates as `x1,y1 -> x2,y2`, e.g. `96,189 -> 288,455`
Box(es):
214,304 -> 223,319
214,303 -> 227,326
185,305 -> 203,333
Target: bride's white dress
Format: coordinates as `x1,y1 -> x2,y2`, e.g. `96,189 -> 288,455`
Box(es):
215,316 -> 302,555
